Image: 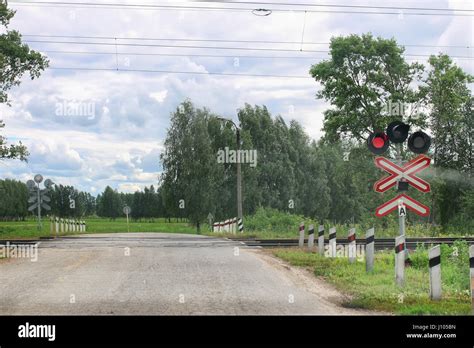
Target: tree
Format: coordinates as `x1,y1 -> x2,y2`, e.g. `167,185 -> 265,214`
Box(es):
0,0 -> 49,161
310,33 -> 425,143
422,54 -> 474,226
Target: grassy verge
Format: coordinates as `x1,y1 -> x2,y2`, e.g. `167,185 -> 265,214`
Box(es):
0,217 -> 197,239
272,241 -> 471,315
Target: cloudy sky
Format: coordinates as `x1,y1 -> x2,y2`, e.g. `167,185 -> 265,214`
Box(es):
0,0 -> 472,195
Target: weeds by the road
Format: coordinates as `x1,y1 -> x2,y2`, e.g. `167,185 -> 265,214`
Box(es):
273,241 -> 472,315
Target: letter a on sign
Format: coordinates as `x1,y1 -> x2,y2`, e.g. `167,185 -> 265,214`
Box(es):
398,201 -> 406,217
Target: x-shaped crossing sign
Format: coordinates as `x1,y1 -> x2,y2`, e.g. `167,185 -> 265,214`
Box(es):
374,154 -> 431,217
374,155 -> 431,193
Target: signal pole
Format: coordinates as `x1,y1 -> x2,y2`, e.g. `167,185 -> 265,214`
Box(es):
217,117 -> 243,220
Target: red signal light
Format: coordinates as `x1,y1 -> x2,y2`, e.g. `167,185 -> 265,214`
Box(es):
367,132 -> 389,155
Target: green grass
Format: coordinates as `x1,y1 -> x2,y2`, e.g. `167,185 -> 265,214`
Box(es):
0,217 -> 197,239
203,208 -> 472,239
272,241 -> 472,315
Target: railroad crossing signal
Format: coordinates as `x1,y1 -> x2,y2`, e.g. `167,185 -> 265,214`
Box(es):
367,121 -> 431,155
374,155 -> 431,193
27,175 -> 54,230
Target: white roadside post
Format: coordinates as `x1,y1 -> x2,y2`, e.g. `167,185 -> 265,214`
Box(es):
60,218 -> 65,234
307,224 -> 315,249
298,222 -> 305,248
328,227 -> 337,258
238,218 -> 243,233
65,219 -> 69,233
395,235 -> 405,286
55,217 -> 59,237
348,228 -> 356,263
469,245 -> 474,314
318,225 -> 324,256
428,245 -> 442,300
365,228 -> 375,273
233,217 -> 238,234
71,219 -> 75,233
50,217 -> 53,236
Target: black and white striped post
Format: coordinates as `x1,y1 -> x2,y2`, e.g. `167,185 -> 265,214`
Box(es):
238,218 -> 243,233
428,245 -> 441,300
348,228 -> 356,263
318,225 -> 324,255
298,222 -> 305,248
328,227 -> 337,258
60,218 -> 65,234
395,235 -> 405,286
365,228 -> 375,272
469,245 -> 474,314
308,224 -> 315,249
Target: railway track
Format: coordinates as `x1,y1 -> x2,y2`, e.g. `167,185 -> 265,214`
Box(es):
231,237 -> 474,249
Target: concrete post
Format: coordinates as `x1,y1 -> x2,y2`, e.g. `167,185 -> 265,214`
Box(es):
238,218 -> 243,233
60,218 -> 64,234
429,245 -> 442,300
329,227 -> 337,258
469,245 -> 474,314
395,235 -> 405,287
348,228 -> 356,263
298,222 -> 305,248
365,227 -> 375,273
55,217 -> 59,237
308,224 -> 314,249
318,225 -> 324,256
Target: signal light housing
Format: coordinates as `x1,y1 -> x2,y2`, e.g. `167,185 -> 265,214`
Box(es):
367,131 -> 390,155
387,121 -> 410,144
408,131 -> 431,154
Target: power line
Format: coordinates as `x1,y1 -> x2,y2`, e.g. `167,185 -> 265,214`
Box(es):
22,34 -> 473,50
195,0 -> 474,13
49,66 -> 313,78
25,39 -> 474,59
8,0 -> 474,16
42,50 -> 328,59
42,50 -> 465,62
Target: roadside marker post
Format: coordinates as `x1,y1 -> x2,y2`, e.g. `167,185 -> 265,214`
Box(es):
395,235 -> 405,286
308,224 -> 315,249
298,222 -> 305,248
55,217 -> 59,237
238,218 -> 243,233
365,228 -> 375,272
60,218 -> 64,234
66,219 -> 70,233
428,245 -> 442,300
470,245 -> 474,314
348,228 -> 356,263
318,225 -> 324,255
329,227 -> 336,258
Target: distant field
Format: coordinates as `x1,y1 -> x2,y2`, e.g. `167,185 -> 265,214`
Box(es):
0,217 -> 197,239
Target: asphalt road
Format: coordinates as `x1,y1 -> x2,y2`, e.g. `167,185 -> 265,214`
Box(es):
0,233 -> 370,315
